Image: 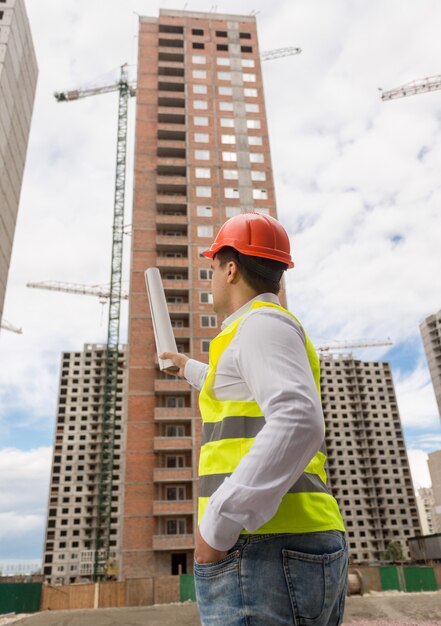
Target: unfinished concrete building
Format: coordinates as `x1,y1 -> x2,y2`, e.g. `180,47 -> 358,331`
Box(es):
420,310 -> 441,420
416,487 -> 436,536
0,0 -> 37,320
42,344 -> 126,585
321,354 -> 421,562
428,449 -> 441,533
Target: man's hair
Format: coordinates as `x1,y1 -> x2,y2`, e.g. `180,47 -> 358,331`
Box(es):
214,246 -> 287,295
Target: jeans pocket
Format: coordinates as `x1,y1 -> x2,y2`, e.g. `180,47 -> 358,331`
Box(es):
282,544 -> 347,625
194,550 -> 239,579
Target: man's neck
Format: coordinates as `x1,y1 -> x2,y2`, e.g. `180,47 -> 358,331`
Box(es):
221,293 -> 280,330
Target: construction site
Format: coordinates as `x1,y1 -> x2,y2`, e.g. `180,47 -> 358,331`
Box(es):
1,1 -> 441,623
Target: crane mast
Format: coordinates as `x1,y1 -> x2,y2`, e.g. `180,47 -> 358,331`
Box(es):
55,64 -> 132,580
94,64 -> 129,581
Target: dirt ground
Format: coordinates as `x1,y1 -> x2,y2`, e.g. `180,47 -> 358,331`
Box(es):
1,591 -> 441,625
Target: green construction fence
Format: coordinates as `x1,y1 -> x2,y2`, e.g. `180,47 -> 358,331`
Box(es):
380,565 -> 437,592
0,582 -> 42,615
180,574 -> 196,601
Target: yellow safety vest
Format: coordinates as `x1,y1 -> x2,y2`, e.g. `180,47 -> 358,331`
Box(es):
198,300 -> 345,535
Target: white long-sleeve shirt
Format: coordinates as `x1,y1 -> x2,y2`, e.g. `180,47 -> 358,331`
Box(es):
184,293 -> 325,551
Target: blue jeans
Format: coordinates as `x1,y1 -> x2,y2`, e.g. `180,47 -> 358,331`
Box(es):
194,531 -> 348,626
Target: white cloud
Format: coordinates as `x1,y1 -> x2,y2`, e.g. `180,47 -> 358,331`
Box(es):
0,447 -> 51,557
395,363 -> 440,429
0,447 -> 52,513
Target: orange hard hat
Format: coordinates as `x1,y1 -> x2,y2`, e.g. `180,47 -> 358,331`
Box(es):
202,212 -> 294,268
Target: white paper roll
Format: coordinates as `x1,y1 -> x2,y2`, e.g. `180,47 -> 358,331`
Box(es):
145,268 -> 178,370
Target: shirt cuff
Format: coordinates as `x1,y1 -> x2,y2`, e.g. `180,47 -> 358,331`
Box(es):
184,359 -> 208,391
199,499 -> 243,551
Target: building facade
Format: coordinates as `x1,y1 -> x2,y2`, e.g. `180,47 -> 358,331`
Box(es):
420,310 -> 441,420
0,0 -> 37,320
42,344 -> 126,585
122,9 -> 283,578
416,487 -> 436,536
321,354 -> 421,562
428,449 -> 441,533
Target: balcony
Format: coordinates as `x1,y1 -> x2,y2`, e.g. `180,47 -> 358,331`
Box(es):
158,37 -> 184,49
157,145 -> 185,159
157,175 -> 186,188
158,78 -> 185,92
154,380 -> 190,394
158,65 -> 185,77
157,235 -> 188,247
157,163 -> 186,176
158,104 -> 186,117
153,500 -> 194,515
158,51 -> 184,63
153,467 -> 193,482
152,534 -> 194,551
154,407 -> 193,420
158,93 -> 185,108
153,436 -> 193,451
163,279 -> 189,290
156,256 -> 188,269
158,127 -> 186,141
156,213 -> 188,226
167,303 -> 190,314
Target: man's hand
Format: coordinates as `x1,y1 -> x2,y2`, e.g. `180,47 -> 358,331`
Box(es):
159,352 -> 189,378
194,527 -> 228,564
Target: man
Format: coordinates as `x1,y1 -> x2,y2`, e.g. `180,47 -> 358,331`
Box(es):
161,212 -> 348,626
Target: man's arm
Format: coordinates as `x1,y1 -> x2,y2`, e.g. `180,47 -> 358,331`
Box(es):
160,352 -> 208,390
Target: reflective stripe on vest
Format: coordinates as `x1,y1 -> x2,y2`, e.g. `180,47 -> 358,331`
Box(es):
198,300 -> 345,535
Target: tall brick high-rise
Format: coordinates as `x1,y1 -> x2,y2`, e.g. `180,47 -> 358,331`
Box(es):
122,9 -> 284,578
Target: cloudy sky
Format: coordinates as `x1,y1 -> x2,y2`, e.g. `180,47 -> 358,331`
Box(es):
1,0 -> 441,560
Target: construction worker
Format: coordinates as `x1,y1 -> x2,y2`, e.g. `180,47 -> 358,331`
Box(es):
160,212 -> 348,626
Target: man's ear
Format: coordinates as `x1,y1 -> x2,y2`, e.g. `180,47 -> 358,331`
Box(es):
226,260 -> 239,283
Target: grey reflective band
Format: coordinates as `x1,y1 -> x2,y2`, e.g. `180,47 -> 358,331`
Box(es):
199,471 -> 331,498
201,415 -> 266,445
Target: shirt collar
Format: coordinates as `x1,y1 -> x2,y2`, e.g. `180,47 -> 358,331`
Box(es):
221,293 -> 280,330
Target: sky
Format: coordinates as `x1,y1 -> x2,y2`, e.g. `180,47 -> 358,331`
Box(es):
1,0 -> 441,560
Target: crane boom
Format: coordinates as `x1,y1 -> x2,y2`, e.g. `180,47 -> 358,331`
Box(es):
27,281 -> 129,301
317,338 -> 393,353
381,75 -> 441,101
0,319 -> 23,334
261,47 -> 301,61
54,83 -> 137,102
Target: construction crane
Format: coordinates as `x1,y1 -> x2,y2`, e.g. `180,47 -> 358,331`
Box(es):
55,63 -> 135,581
52,44 -> 301,580
27,281 -> 129,303
380,74 -> 441,101
0,319 -> 23,334
316,338 -> 393,354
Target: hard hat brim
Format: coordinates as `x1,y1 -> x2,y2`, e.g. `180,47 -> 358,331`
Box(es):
201,241 -> 294,268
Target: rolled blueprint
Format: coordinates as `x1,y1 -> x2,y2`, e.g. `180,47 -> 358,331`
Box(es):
145,268 -> 178,370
